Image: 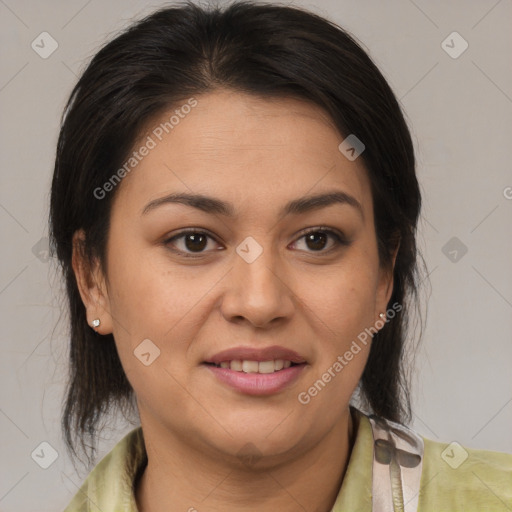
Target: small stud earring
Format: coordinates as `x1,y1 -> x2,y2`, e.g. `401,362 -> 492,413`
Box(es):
91,319 -> 100,328
379,313 -> 386,320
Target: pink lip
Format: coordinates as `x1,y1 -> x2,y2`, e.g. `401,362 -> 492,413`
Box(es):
203,363 -> 307,395
204,345 -> 307,365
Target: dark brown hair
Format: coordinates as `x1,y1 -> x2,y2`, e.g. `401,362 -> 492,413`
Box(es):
49,0 -> 425,465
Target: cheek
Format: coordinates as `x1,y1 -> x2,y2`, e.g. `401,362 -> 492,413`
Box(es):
297,281 -> 374,420
106,241 -> 197,333
311,260 -> 379,339
297,250 -> 378,401
296,339 -> 370,430
105,258 -> 199,416
104,244 -> 221,385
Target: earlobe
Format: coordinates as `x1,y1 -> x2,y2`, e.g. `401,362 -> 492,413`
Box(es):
71,229 -> 113,335
376,236 -> 401,321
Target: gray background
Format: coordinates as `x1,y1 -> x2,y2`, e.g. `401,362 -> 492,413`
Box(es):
1,0 -> 511,510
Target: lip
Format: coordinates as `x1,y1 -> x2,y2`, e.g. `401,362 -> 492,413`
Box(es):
204,345 -> 307,365
203,363 -> 307,395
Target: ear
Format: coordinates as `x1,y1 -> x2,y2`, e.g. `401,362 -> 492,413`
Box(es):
71,229 -> 113,335
375,236 -> 400,324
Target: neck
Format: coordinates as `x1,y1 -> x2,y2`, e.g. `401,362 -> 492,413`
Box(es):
136,408 -> 356,512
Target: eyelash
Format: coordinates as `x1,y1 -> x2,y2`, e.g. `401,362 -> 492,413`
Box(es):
163,226 -> 350,259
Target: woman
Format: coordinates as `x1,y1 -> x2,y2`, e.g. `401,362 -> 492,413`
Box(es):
49,1 -> 512,511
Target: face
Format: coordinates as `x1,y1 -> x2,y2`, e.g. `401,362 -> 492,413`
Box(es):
74,89 -> 396,465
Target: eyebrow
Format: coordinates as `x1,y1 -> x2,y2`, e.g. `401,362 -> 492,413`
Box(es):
142,190 -> 364,220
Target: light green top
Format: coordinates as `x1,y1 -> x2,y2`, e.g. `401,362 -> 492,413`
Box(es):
63,409 -> 512,511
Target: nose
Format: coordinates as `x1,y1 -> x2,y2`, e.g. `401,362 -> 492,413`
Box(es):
220,239 -> 295,328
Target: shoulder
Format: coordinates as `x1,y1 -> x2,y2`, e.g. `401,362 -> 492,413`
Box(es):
62,427 -> 146,512
354,409 -> 512,511
419,436 -> 512,511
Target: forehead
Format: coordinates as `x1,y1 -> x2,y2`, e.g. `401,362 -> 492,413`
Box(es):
111,89 -> 372,220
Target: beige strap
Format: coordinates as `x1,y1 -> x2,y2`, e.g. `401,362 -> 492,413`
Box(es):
369,415 -> 424,512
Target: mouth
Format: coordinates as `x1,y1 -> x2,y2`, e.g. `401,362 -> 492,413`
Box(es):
203,359 -> 304,373
203,345 -> 307,367
202,345 -> 308,395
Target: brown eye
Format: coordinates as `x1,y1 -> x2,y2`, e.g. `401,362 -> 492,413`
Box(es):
292,227 -> 350,253
181,233 -> 208,252
304,231 -> 329,251
164,229 -> 220,257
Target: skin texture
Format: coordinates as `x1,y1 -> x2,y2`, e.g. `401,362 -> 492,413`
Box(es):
72,89 -> 398,512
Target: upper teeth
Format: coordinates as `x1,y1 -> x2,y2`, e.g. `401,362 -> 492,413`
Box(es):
216,360 -> 293,373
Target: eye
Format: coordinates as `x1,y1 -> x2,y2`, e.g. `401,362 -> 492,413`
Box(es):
164,226 -> 350,258
291,227 -> 350,253
164,228 -> 221,258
